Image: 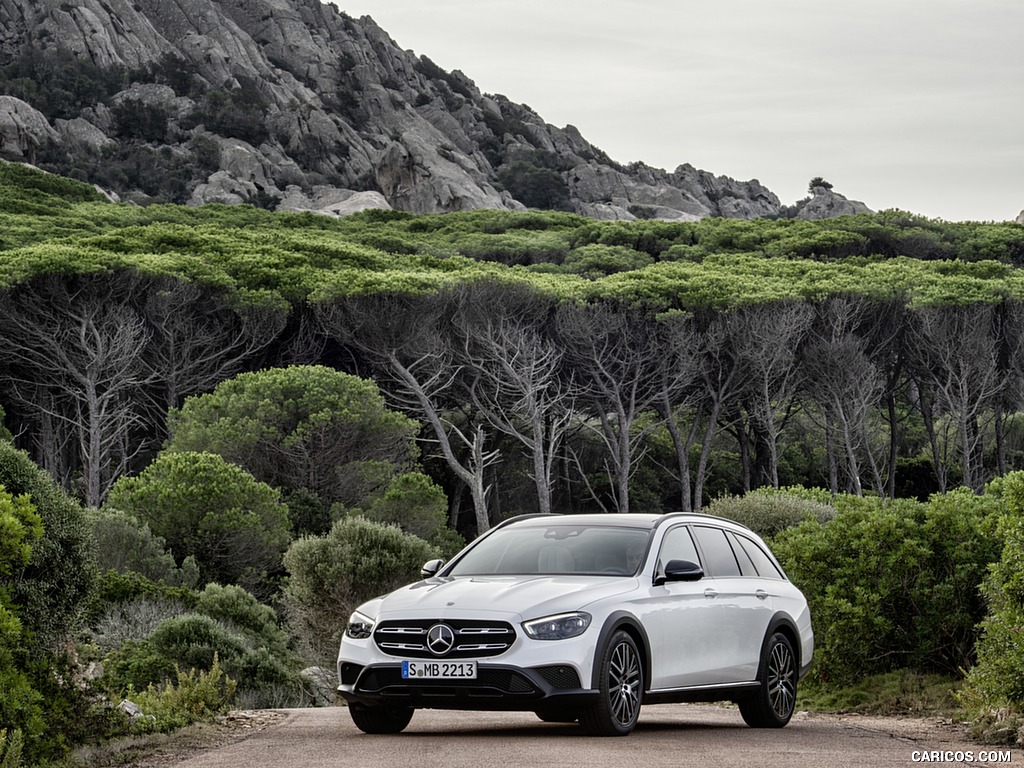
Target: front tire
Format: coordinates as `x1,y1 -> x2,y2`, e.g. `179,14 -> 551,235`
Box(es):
348,703 -> 414,734
580,630 -> 643,736
739,632 -> 797,728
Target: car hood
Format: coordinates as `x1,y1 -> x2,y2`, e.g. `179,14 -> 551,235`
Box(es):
366,575 -> 638,622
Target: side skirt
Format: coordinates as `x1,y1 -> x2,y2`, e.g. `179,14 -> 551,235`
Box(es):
644,681 -> 760,705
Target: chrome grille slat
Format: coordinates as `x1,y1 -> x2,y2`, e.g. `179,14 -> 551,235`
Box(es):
374,619 -> 516,659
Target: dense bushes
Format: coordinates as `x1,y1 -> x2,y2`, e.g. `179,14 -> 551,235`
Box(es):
106,452 -> 291,593
0,442 -> 94,651
704,487 -> 836,537
961,474 -> 1024,723
771,489 -> 1002,685
101,584 -> 303,709
284,517 -> 439,662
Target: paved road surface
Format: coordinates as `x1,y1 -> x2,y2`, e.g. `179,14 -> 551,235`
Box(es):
173,705 -> 1019,768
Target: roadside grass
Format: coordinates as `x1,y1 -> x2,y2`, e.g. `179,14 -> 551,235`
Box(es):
797,671 -> 962,717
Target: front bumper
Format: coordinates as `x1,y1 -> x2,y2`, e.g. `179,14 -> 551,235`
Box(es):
338,661 -> 598,712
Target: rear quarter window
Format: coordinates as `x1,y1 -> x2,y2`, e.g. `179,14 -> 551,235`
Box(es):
736,534 -> 785,580
692,526 -> 741,577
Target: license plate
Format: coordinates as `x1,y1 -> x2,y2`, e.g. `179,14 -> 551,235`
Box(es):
401,660 -> 478,679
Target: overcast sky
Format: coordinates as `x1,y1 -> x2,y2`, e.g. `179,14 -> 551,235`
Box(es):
340,0 -> 1022,222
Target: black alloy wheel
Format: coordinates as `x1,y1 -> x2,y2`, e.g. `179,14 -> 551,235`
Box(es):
580,629 -> 643,736
739,632 -> 797,728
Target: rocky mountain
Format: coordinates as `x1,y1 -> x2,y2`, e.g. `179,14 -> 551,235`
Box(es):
0,0 -> 792,219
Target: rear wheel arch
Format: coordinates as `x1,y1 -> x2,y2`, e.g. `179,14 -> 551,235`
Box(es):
760,614 -> 801,676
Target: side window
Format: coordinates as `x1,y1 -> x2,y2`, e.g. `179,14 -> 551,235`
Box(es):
658,525 -> 700,569
692,526 -> 741,577
736,535 -> 785,580
726,532 -> 758,577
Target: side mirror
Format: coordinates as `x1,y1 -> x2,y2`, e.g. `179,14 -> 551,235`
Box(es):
662,559 -> 704,583
420,558 -> 445,578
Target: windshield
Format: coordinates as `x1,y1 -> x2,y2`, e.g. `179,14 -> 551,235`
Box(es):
448,524 -> 651,577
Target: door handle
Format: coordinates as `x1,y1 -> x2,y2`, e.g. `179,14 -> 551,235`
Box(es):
756,589 -> 769,601
703,588 -> 718,599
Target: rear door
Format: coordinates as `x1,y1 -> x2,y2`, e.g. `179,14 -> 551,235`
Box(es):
689,525 -> 776,684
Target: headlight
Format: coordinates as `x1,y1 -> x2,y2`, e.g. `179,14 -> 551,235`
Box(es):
522,612 -> 591,641
345,610 -> 375,640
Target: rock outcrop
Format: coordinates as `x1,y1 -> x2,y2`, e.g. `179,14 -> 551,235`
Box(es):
797,183 -> 873,220
0,0 -> 797,219
0,95 -> 58,162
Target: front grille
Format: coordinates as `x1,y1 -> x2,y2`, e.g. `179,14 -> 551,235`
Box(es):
357,667 -> 536,697
374,619 -> 516,659
535,665 -> 582,690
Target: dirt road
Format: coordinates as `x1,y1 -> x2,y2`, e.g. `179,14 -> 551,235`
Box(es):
163,705 -> 1019,768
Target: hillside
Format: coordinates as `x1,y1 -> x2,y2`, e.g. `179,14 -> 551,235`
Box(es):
0,0 -> 796,219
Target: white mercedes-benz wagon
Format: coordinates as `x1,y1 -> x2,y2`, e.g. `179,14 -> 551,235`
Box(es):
337,512 -> 813,736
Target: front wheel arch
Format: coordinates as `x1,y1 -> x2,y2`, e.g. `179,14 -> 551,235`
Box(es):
590,612 -> 652,693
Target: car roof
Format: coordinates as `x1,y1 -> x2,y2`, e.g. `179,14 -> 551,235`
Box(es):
498,512 -> 753,533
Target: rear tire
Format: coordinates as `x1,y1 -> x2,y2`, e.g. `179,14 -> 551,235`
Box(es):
348,703 -> 414,734
738,632 -> 797,728
580,630 -> 643,736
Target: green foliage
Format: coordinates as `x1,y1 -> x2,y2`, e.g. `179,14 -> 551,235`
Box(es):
127,656 -> 237,734
0,406 -> 11,442
0,486 -> 42,579
193,584 -> 292,660
562,244 -> 655,279
771,489 -> 1002,686
93,570 -> 199,614
704,487 -> 836,537
111,98 -> 169,142
184,78 -> 269,146
798,671 -> 959,716
961,473 -> 1024,717
0,46 -> 128,121
0,728 -> 24,768
0,607 -> 42,758
87,508 -> 200,589
497,161 -> 572,211
0,442 -> 94,650
106,452 -> 291,593
166,365 -> 420,509
283,517 -> 440,662
354,472 -> 463,556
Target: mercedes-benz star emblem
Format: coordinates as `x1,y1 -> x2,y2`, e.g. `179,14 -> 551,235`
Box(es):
426,623 -> 456,656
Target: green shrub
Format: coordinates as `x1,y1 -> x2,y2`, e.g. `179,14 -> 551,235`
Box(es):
771,489 -> 1001,686
148,615 -> 249,674
128,656 -> 237,734
102,640 -> 177,694
102,586 -> 301,706
193,584 -> 291,660
0,442 -> 94,651
87,507 -> 200,588
106,452 -> 291,594
0,728 -> 24,768
705,487 -> 836,537
562,244 -> 654,278
356,472 -> 463,555
284,517 -> 439,662
960,473 -> 1024,721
